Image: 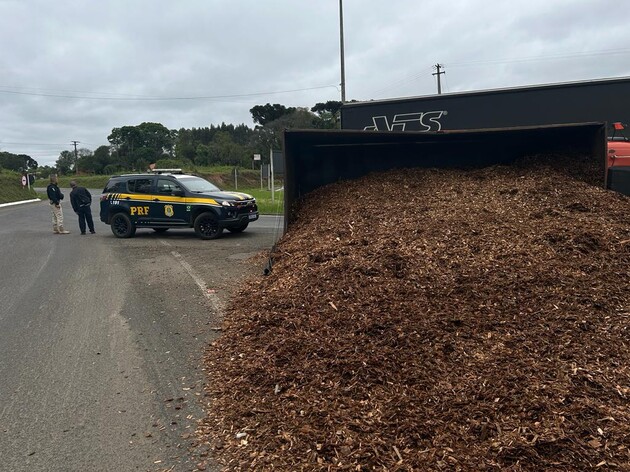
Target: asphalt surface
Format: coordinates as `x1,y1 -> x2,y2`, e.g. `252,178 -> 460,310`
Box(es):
0,194 -> 284,471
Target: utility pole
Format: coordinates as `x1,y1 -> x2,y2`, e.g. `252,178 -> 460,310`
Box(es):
71,140 -> 80,174
339,0 -> 346,103
432,63 -> 445,95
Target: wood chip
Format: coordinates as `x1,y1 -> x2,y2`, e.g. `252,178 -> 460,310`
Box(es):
198,155 -> 630,470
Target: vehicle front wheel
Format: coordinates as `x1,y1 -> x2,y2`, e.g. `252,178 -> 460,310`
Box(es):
194,212 -> 222,240
111,213 -> 136,238
227,222 -> 248,233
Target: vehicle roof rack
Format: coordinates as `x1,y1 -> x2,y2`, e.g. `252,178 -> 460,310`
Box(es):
148,168 -> 184,174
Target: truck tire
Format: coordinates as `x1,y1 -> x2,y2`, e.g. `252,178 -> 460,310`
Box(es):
111,213 -> 136,238
194,212 -> 222,240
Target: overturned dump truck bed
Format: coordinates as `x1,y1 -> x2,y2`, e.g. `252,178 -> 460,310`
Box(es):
283,123 -> 608,227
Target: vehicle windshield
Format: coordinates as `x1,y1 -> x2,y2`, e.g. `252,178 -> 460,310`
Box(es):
178,176 -> 221,193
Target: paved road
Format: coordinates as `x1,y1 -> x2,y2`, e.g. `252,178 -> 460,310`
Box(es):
0,197 -> 283,471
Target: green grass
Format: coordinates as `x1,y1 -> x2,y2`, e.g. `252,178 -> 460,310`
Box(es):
191,165 -> 242,174
240,188 -> 284,215
56,175 -> 110,189
54,167 -> 262,191
0,171 -> 40,204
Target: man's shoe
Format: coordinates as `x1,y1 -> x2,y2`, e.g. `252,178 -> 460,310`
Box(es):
58,227 -> 70,234
89,230 -> 96,234
81,232 -> 86,235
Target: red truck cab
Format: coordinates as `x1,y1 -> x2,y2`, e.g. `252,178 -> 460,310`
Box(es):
606,123 -> 630,195
607,122 -> 630,168
607,140 -> 630,168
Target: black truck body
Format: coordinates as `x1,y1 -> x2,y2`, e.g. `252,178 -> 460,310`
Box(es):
340,76 -> 630,136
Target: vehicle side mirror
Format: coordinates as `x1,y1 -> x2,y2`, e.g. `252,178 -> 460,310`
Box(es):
173,189 -> 184,196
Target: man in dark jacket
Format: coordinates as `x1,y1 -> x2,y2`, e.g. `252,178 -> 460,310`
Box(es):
46,174 -> 70,234
69,181 -> 95,235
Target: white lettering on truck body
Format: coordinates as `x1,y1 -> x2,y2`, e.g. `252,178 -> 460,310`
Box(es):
364,110 -> 447,132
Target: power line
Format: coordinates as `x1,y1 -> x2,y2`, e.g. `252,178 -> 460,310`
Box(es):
362,47 -> 630,100
368,68 -> 433,98
0,141 -> 73,146
443,71 -> 451,94
447,47 -> 630,68
0,84 -> 339,101
0,85 -> 153,98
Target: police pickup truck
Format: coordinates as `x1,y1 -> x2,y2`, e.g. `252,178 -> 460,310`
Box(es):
100,169 -> 258,239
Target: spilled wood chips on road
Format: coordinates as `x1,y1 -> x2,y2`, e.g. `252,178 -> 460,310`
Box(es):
198,155 -> 630,471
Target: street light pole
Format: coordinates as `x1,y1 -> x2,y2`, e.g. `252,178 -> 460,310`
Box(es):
339,0 -> 346,103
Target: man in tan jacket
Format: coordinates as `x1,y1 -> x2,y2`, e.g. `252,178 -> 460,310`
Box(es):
46,174 -> 70,234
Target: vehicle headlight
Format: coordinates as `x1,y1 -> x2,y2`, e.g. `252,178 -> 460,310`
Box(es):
221,200 -> 233,207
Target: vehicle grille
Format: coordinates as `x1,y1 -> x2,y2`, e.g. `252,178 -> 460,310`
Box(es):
233,200 -> 255,209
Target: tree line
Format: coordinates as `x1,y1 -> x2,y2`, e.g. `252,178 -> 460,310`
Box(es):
0,101 -> 342,177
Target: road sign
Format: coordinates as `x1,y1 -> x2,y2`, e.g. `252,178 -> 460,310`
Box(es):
21,175 -> 27,187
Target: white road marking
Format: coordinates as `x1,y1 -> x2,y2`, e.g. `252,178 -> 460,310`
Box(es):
159,240 -> 223,313
0,199 -> 41,208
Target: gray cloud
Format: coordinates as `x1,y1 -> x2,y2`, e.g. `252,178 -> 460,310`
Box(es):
1,0 -> 629,166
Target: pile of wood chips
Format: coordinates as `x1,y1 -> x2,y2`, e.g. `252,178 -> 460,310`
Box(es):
197,155 -> 630,471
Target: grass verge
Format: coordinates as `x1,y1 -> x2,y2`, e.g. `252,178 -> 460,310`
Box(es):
0,171 -> 39,204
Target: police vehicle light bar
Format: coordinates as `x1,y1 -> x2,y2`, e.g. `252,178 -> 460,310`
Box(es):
148,168 -> 184,174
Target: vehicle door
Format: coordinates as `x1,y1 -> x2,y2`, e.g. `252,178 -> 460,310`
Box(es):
126,177 -> 155,225
150,177 -> 188,225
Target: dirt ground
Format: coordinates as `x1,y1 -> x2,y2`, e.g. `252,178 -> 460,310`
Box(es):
197,155 -> 630,471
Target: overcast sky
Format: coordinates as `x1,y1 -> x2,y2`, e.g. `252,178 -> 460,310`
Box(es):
1,0 -> 629,167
